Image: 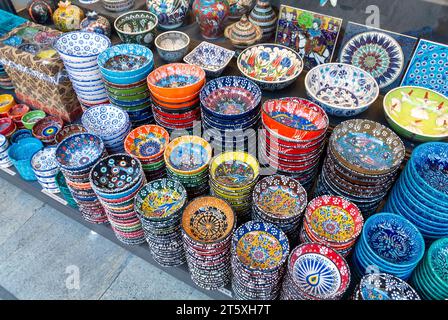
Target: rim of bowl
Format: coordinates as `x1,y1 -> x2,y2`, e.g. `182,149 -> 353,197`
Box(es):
147,63 -> 206,92
383,85 -> 448,139
114,10 -> 158,36
81,104 -> 130,136
305,62 -> 380,111
98,44 -> 154,74
55,31 -> 112,59
155,31 -> 190,52
237,43 -> 304,85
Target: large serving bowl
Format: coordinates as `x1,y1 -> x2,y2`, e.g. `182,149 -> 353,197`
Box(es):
262,98 -> 328,141
383,86 -> 448,142
237,43 -> 303,91
200,76 -> 261,119
98,44 -> 154,78
305,63 -> 380,117
155,31 -> 190,63
114,10 -> 158,46
147,63 -> 206,98
146,0 -> 189,30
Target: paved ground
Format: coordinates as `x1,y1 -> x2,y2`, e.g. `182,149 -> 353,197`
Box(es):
0,178 -> 209,300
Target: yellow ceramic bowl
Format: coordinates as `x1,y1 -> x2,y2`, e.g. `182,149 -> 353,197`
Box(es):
164,135 -> 212,175
0,94 -> 15,113
210,151 -> 260,191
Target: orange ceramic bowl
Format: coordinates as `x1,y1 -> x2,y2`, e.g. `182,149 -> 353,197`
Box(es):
150,88 -> 201,104
151,93 -> 200,110
124,124 -> 170,161
147,63 -> 205,99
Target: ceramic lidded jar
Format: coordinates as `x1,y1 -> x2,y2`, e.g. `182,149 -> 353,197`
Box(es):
192,0 -> 229,39
53,1 -> 85,32
146,0 -> 189,30
224,15 -> 262,50
228,0 -> 254,20
248,0 -> 277,40
80,11 -> 112,38
27,0 -> 56,24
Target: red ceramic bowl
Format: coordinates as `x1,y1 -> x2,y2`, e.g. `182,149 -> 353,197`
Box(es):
152,104 -> 201,120
0,117 -> 16,137
32,116 -> 64,142
54,124 -> 87,144
261,131 -> 325,156
262,98 -> 328,141
147,63 -> 206,99
7,104 -> 30,122
262,126 -> 326,149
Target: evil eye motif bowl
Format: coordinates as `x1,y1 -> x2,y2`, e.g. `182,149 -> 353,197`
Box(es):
114,10 -> 158,46
146,0 -> 189,30
32,116 -> 64,143
305,63 -> 380,117
55,31 -> 111,62
55,133 -> 105,171
81,104 -> 130,138
237,43 -> 303,91
155,31 -> 190,62
124,124 -> 169,160
200,76 -> 261,119
98,43 -> 154,78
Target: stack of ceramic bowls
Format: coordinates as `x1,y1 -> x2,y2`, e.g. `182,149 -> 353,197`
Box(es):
260,98 -> 328,190
280,243 -> 351,300
164,135 -> 212,199
210,151 -> 260,222
54,32 -> 111,110
252,175 -> 307,243
354,273 -> 420,300
301,195 -> 364,257
231,221 -> 290,300
10,129 -> 33,144
90,154 -> 146,245
55,171 -> 78,209
200,76 -> 261,154
181,196 -> 236,290
0,134 -> 13,168
411,237 -> 448,300
0,64 -> 13,89
98,44 -> 155,127
55,133 -> 108,224
124,125 -> 169,180
31,146 -> 59,193
7,104 -> 29,129
147,63 -> 205,133
32,116 -> 64,145
0,94 -> 15,117
134,178 -> 187,267
81,104 -> 131,154
0,118 -> 16,139
316,119 -> 405,217
352,213 -> 425,281
8,137 -> 43,181
384,142 -> 448,240
55,124 -> 87,144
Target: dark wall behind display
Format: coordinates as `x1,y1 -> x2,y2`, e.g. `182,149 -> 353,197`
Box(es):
269,0 -> 448,43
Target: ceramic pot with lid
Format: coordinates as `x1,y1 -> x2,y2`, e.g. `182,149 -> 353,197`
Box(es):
53,1 -> 85,32
248,0 -> 277,40
224,14 -> 262,50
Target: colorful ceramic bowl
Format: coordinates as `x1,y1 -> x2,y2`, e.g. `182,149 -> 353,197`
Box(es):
305,63 -> 380,117
383,86 -> 448,142
101,0 -> 135,12
147,63 -> 206,98
155,31 -> 190,63
7,104 -> 29,122
262,98 -> 328,141
21,110 -> 46,130
146,0 -> 188,29
183,41 -> 235,77
357,273 -> 420,300
237,43 -> 303,91
54,31 -> 111,63
54,124 -> 87,144
32,116 -> 64,144
81,104 -> 129,138
0,118 -> 16,138
7,137 -> 44,181
10,129 -> 33,144
124,125 -> 169,160
114,10 -> 158,46
164,135 -> 212,175
0,94 -> 15,114
426,237 -> 448,290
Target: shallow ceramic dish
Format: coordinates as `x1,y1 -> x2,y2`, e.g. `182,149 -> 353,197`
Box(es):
237,43 -> 303,91
32,116 -> 64,143
146,0 -> 188,29
164,135 -> 212,175
124,124 -> 169,160
182,196 -> 236,244
55,133 -> 105,171
98,43 -> 154,78
81,104 -> 129,138
262,98 -> 328,141
155,31 -> 190,63
383,86 -> 448,142
183,41 -> 235,77
330,119 -> 405,175
305,63 -> 379,117
55,31 -> 111,62
147,63 -> 206,98
114,10 -> 158,46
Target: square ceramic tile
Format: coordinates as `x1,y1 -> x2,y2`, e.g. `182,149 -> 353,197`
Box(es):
275,4 -> 343,70
401,39 -> 448,96
338,21 -> 419,94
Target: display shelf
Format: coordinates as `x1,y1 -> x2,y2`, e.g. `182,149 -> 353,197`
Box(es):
0,166 -> 233,300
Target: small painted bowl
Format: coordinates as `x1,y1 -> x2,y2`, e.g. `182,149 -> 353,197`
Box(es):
0,118 -> 16,138
383,86 -> 448,142
114,10 -> 158,46
305,63 -> 379,117
357,273 -> 420,300
32,116 -> 64,144
146,0 -> 189,30
98,43 -> 154,78
54,31 -> 111,63
237,43 -> 303,91
262,98 -> 328,141
55,133 -> 105,171
10,129 -> 33,144
54,124 -> 87,144
81,104 -> 130,139
147,63 -> 206,98
7,104 -> 29,122
124,124 -> 169,160
164,135 -> 212,175
31,146 -> 59,176
183,41 -> 235,78
0,94 -> 15,114
155,31 -> 190,63
101,0 -> 135,13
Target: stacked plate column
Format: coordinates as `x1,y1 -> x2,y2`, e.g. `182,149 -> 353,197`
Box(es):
31,146 -> 60,193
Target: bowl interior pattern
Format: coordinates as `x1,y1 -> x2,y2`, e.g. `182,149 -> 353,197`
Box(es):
115,11 -> 157,34
147,63 -> 205,89
155,31 -> 189,51
55,32 -> 111,57
184,42 -> 235,72
56,133 -> 105,170
81,104 -> 129,137
98,44 -> 154,73
125,125 -> 169,159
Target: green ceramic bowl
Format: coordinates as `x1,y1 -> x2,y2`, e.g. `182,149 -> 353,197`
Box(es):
21,110 -> 46,130
420,261 -> 448,296
413,265 -> 446,300
105,83 -> 149,96
108,90 -> 151,102
114,11 -> 158,47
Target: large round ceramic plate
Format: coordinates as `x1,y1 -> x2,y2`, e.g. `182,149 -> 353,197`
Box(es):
359,273 -> 420,300
340,31 -> 404,88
